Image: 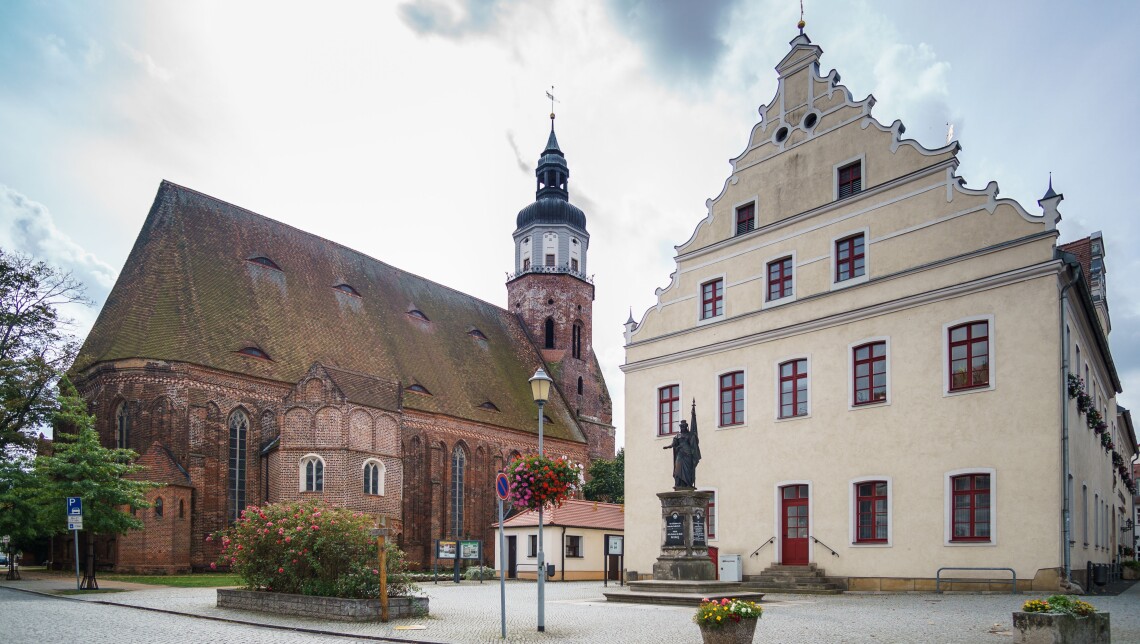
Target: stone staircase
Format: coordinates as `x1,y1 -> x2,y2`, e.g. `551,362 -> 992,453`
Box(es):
743,564 -> 845,594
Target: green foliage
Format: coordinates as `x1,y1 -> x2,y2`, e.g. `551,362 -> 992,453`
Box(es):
1022,595 -> 1098,617
209,500 -> 418,599
0,454 -> 47,554
101,573 -> 242,587
463,565 -> 496,580
35,377 -> 154,537
1122,560 -> 1140,570
0,250 -> 89,453
583,448 -> 624,504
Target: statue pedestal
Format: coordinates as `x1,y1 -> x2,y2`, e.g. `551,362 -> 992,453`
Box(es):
652,489 -> 716,581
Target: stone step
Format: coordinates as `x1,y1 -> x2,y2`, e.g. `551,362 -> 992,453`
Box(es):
628,580 -> 759,595
745,580 -> 842,589
604,590 -> 766,607
743,586 -> 843,595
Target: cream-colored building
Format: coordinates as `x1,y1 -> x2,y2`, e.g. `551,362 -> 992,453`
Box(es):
493,499 -> 624,581
622,31 -> 1136,592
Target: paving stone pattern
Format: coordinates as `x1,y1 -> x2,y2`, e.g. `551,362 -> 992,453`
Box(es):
3,577 -> 1140,643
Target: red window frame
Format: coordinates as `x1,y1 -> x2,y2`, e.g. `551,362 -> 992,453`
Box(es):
779,359 -> 808,418
658,385 -> 680,436
701,279 -> 724,320
719,371 -> 744,426
835,234 -> 865,282
852,341 -> 887,405
706,494 -> 717,540
951,474 -> 991,542
855,481 -> 888,543
767,256 -> 794,301
837,161 -> 862,198
735,203 -> 755,236
948,321 -> 989,391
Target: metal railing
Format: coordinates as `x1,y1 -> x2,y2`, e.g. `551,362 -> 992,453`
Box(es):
811,536 -> 839,558
506,264 -> 594,283
935,567 -> 1017,593
749,537 -> 775,558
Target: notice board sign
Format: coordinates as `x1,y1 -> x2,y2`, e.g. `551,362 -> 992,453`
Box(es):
606,534 -> 623,556
436,540 -> 457,559
692,510 -> 707,547
664,511 -> 686,546
459,540 -> 481,560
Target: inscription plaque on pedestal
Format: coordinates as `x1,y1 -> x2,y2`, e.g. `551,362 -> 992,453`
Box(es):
692,510 -> 706,547
665,512 -> 686,546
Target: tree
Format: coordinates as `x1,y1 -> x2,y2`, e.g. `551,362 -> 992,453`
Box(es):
0,454 -> 45,578
582,448 -> 624,504
0,250 -> 89,453
36,377 -> 154,588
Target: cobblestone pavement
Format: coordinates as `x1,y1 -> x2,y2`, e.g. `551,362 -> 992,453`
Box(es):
2,573 -> 1139,643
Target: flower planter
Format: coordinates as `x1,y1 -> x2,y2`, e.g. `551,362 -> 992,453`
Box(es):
698,618 -> 758,644
1122,567 -> 1139,581
217,588 -> 428,621
1012,611 -> 1109,644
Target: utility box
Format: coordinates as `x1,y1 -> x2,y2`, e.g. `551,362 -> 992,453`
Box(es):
718,554 -> 742,582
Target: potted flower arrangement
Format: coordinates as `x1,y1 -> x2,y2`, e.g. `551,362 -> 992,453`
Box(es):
505,454 -> 581,510
1013,595 -> 1108,643
693,597 -> 762,644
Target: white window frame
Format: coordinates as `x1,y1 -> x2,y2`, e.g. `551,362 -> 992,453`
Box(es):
761,250 -> 798,309
847,336 -> 891,410
773,353 -> 811,421
942,314 -> 996,396
564,534 -> 584,558
363,458 -> 385,496
527,534 -> 537,558
832,154 -> 866,201
299,453 -> 325,492
543,232 -> 558,267
773,480 -> 813,564
830,227 -> 870,290
849,476 -> 893,547
716,367 -> 748,429
655,381 -> 683,440
696,272 -> 728,325
944,467 -> 997,546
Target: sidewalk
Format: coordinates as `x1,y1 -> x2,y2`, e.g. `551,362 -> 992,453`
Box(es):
3,569 -> 1139,643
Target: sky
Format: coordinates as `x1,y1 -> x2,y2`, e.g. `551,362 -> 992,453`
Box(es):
2,0 -> 1140,449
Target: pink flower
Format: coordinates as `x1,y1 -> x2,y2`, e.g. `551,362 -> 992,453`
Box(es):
373,569 -> 379,575
278,528 -> 285,535
285,536 -> 291,543
292,559 -> 297,563
210,562 -> 217,570
278,567 -> 284,573
311,525 -> 319,530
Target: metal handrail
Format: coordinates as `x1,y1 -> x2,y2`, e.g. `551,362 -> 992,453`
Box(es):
749,537 -> 775,558
505,265 -> 594,283
935,567 -> 1017,593
811,536 -> 840,558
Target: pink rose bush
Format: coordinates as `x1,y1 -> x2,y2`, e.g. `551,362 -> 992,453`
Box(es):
208,500 -> 416,598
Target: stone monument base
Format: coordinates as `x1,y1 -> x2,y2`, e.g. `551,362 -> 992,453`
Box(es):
652,489 -> 716,581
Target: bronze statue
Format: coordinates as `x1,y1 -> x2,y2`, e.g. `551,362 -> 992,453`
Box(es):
663,400 -> 701,489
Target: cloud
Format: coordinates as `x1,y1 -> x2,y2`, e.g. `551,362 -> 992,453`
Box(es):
398,0 -> 513,38
605,0 -> 741,82
120,42 -> 172,82
505,130 -> 531,175
0,185 -> 118,298
870,42 -> 956,148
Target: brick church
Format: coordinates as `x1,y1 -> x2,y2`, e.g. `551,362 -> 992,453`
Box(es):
69,123 -> 615,572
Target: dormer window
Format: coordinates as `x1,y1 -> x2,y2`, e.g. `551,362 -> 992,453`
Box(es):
248,256 -> 282,271
334,284 -> 360,297
406,384 -> 431,395
479,401 -> 500,411
543,414 -> 553,424
237,347 -> 272,360
468,329 -> 488,341
408,309 -> 430,321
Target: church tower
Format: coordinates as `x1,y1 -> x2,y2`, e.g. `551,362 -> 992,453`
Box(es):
507,118 -> 615,461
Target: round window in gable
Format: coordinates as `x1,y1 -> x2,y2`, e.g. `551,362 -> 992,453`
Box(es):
237,347 -> 272,360
803,113 -> 818,129
775,127 -> 789,143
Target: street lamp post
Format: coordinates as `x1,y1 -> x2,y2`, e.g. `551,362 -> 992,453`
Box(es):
529,367 -> 552,633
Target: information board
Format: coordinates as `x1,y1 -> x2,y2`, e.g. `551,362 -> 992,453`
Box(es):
664,511 -> 686,546
606,534 -> 623,556
692,510 -> 706,547
459,540 -> 481,560
436,540 -> 457,559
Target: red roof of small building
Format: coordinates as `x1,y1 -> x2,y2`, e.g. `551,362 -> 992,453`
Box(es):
494,499 -> 624,531
1058,237 -> 1092,291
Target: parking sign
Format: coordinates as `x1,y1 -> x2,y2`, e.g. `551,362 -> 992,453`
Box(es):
67,497 -> 83,517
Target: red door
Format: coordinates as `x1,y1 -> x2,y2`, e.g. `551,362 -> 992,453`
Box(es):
781,485 -> 809,565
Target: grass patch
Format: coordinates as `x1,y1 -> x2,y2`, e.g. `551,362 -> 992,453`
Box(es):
55,588 -> 129,595
100,573 -> 243,588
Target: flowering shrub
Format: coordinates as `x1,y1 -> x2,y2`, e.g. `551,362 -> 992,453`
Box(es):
694,597 -> 762,629
506,454 -> 581,511
1022,595 -> 1096,617
208,500 -> 417,598
1067,374 -> 1084,399
1086,408 -> 1102,431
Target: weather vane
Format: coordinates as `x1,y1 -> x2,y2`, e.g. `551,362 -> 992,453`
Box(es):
798,0 -> 806,33
546,85 -> 559,121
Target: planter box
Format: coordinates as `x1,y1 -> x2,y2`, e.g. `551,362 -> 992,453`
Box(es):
217,588 -> 428,622
698,618 -> 758,644
1122,567 -> 1139,581
1012,611 -> 1109,644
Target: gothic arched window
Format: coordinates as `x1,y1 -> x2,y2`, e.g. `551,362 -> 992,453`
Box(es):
544,318 -> 555,349
578,377 -> 584,395
115,403 -> 128,449
228,410 -> 248,522
364,459 -> 385,496
154,496 -> 164,518
451,446 -> 466,537
301,454 -> 324,492
572,323 -> 582,359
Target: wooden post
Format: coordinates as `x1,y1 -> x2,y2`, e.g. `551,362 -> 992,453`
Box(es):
372,527 -> 389,623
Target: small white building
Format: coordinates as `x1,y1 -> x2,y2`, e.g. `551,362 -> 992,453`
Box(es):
493,500 -> 624,581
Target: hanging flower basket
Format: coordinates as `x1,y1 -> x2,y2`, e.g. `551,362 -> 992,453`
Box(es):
1067,373 -> 1084,399
1085,409 -> 1102,430
1077,392 -> 1093,414
505,454 -> 581,511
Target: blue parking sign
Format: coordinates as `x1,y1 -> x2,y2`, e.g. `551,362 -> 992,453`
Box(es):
67,497 -> 82,516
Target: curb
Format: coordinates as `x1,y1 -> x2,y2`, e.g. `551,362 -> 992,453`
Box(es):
0,585 -> 445,644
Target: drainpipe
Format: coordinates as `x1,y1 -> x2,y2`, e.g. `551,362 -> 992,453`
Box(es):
561,526 -> 566,581
1060,275 -> 1076,583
